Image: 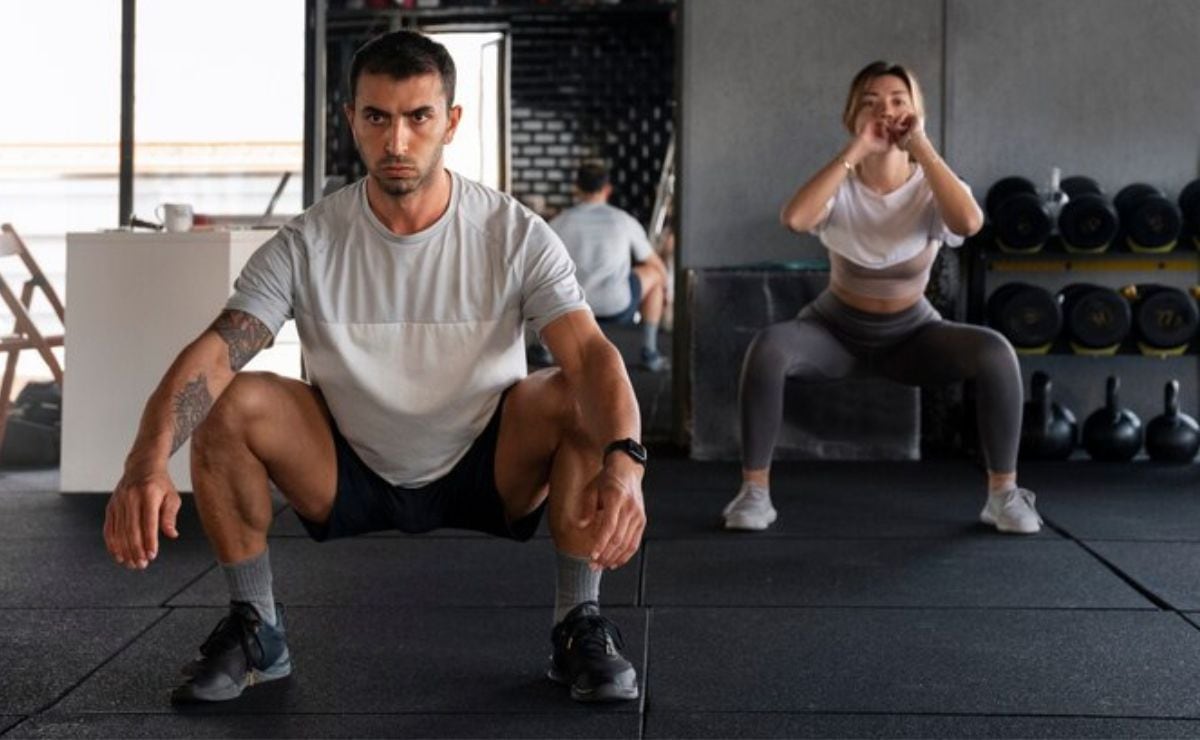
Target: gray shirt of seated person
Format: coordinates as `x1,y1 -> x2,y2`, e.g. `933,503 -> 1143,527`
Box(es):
550,202 -> 653,317
225,171 -> 588,487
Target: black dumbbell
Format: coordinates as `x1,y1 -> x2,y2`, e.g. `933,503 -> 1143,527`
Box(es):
1082,375 -> 1143,462
986,176 -> 1052,254
986,283 -> 1061,352
1019,371 -> 1077,460
1121,283 -> 1200,356
1057,176 -> 1118,254
1179,178 -> 1200,250
1114,182 -> 1183,253
1059,283 -> 1131,355
1145,380 -> 1200,462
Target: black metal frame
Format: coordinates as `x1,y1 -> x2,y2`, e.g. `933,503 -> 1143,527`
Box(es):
117,0 -> 323,218
118,0 -> 135,226
304,0 -> 327,208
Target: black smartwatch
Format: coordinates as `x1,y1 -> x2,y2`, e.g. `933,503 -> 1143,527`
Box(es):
603,438 -> 648,466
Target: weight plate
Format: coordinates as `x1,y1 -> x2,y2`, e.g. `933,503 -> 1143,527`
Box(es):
994,192 -> 1051,252
1060,175 -> 1101,199
1134,286 -> 1199,349
1114,182 -> 1161,216
1125,196 -> 1182,251
1061,284 -> 1132,349
985,176 -> 1038,223
1178,178 -> 1200,231
987,283 -> 1061,348
1059,193 -> 1117,252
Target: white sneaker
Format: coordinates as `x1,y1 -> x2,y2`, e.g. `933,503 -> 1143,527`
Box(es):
722,483 -> 777,530
980,487 -> 1042,534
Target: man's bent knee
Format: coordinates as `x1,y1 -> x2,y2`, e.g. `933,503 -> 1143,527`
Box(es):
194,371 -> 274,436
193,372 -> 290,452
495,367 -> 589,519
192,372 -> 336,516
509,367 -> 580,434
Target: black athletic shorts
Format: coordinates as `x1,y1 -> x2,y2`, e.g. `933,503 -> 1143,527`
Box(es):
297,389 -> 545,542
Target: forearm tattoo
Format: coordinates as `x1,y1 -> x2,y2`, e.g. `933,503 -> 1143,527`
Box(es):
210,310 -> 274,371
170,374 -> 213,454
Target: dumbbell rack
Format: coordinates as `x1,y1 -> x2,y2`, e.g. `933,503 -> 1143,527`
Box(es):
965,235 -> 1200,458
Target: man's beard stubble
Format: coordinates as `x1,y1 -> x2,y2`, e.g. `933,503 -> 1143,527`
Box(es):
364,144 -> 443,197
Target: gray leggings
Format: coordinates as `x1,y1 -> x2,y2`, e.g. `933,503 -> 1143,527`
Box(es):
739,291 -> 1022,472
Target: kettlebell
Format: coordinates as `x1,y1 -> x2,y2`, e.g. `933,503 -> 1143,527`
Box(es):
1145,380 -> 1200,462
1082,375 -> 1143,461
1019,371 -> 1077,460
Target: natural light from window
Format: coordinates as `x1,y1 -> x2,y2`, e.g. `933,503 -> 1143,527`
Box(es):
0,0 -> 305,386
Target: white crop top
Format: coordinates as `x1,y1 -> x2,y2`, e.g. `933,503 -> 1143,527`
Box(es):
810,166 -> 972,300
813,165 -> 970,268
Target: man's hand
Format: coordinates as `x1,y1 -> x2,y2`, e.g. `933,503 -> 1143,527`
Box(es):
104,466 -> 182,570
570,456 -> 646,571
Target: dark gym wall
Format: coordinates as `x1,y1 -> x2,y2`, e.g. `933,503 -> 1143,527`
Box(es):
509,10 -> 674,224
946,0 -> 1200,194
679,0 -> 1200,270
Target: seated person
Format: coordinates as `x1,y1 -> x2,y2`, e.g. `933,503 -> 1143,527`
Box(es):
549,162 -> 670,372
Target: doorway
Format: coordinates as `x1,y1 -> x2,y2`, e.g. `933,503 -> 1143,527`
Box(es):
427,31 -> 507,191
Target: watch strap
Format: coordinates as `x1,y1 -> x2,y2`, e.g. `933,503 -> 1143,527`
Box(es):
603,438 -> 647,466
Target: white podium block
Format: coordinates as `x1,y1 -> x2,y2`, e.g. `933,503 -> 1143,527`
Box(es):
62,230 -> 299,493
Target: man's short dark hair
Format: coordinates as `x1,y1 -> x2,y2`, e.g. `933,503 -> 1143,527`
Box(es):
349,30 -> 457,107
575,162 -> 610,194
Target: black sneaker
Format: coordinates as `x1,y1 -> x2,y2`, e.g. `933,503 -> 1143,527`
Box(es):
171,602 -> 291,703
639,348 -> 669,373
547,602 -> 639,702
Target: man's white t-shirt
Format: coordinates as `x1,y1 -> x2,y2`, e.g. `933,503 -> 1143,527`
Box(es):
550,202 -> 653,317
226,172 -> 588,486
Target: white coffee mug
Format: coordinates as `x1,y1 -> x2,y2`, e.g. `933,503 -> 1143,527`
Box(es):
156,203 -> 194,233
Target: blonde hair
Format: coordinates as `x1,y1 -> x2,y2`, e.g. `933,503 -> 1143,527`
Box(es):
841,61 -> 925,135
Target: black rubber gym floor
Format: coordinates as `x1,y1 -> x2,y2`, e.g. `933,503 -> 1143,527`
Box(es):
4,458 -> 1200,738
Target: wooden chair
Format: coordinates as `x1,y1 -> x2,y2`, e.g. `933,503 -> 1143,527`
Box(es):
0,223 -> 65,451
